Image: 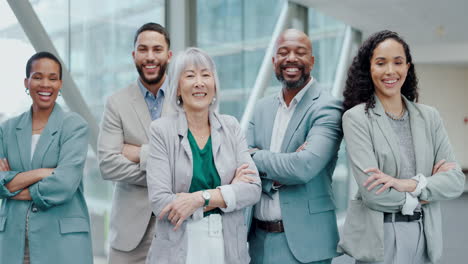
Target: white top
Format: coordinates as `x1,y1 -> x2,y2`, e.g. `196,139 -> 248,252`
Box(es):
31,134 -> 41,162
254,78 -> 313,221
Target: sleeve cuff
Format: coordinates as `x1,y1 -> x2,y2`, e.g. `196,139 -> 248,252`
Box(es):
191,207 -> 204,221
402,192 -> 419,215
218,185 -> 237,213
410,173 -> 428,197
29,183 -> 50,210
0,171 -> 22,198
139,144 -> 149,172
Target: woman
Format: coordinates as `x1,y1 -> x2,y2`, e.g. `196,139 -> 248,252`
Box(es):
0,52 -> 93,264
146,47 -> 261,264
338,30 -> 465,264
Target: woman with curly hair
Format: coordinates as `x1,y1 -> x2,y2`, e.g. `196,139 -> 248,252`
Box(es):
338,30 -> 465,263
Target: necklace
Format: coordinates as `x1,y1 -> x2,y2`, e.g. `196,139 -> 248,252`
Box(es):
385,107 -> 406,121
32,125 -> 46,131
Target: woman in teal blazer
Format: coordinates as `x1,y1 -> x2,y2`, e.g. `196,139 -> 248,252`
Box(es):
0,52 -> 93,264
338,31 -> 465,263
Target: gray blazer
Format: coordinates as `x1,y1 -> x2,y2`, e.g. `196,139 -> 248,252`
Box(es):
338,95 -> 465,263
97,82 -> 170,251
146,111 -> 261,264
247,82 -> 343,263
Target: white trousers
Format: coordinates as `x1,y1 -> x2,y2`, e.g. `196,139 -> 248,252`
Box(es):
186,214 -> 225,264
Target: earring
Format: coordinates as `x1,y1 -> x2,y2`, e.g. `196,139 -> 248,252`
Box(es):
58,90 -> 62,97
176,96 -> 182,105
25,88 -> 30,95
211,97 -> 217,105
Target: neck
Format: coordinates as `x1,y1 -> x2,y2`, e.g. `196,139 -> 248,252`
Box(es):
376,92 -> 404,115
31,103 -> 54,132
282,76 -> 310,106
140,75 -> 166,96
185,109 -> 210,131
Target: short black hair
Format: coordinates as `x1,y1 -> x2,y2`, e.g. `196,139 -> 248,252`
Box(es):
133,22 -> 170,48
26,51 -> 63,80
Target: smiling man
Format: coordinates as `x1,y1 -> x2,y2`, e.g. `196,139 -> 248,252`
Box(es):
97,22 -> 172,264
247,29 -> 343,264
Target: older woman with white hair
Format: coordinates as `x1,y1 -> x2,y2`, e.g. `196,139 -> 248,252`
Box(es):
145,47 -> 261,264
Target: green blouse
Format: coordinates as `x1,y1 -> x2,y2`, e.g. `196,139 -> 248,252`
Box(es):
187,130 -> 221,216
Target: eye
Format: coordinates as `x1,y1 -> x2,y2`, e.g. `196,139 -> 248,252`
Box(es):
32,76 -> 41,80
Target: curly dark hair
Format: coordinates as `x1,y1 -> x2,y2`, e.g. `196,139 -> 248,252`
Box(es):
342,30 -> 419,113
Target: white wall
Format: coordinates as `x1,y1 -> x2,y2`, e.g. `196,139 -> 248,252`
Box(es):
416,64 -> 468,168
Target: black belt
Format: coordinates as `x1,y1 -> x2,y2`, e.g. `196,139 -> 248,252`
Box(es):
254,218 -> 284,233
383,211 -> 422,223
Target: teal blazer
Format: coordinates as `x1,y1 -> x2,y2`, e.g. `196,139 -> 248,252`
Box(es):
0,104 -> 93,264
247,82 -> 343,263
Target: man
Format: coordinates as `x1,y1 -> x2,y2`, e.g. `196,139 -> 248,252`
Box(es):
247,29 -> 342,264
97,22 -> 172,263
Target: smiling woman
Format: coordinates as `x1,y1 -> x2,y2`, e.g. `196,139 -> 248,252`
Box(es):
0,51 -> 93,264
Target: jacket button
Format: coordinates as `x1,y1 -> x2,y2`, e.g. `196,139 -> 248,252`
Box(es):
32,207 -> 38,213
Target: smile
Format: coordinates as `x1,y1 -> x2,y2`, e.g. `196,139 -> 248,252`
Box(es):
192,92 -> 207,97
37,91 -> 52,96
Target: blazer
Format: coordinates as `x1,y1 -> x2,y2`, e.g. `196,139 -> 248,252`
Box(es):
0,104 -> 93,264
338,95 -> 465,263
247,82 -> 343,263
97,82 -> 170,251
146,111 -> 261,264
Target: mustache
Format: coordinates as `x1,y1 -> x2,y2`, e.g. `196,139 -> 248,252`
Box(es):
280,63 -> 305,70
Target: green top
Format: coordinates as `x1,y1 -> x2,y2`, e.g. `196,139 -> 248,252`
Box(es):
187,130 -> 222,216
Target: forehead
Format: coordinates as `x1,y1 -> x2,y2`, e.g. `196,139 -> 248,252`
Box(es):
276,33 -> 311,51
372,39 -> 406,58
136,31 -> 168,48
30,58 -> 60,73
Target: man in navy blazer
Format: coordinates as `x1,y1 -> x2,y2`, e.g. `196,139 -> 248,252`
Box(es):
247,29 -> 343,264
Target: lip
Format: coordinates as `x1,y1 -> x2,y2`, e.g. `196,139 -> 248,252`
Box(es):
381,78 -> 399,88
36,90 -> 53,102
192,92 -> 207,98
281,64 -> 303,78
143,64 -> 159,74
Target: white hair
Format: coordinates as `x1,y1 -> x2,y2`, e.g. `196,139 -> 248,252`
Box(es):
166,47 -> 220,113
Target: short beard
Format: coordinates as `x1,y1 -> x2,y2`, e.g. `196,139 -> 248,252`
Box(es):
136,62 -> 168,85
275,70 -> 310,90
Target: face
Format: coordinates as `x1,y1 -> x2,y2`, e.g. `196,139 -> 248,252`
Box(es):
24,58 -> 62,111
370,38 -> 410,100
133,31 -> 172,86
177,65 -> 216,113
273,30 -> 314,90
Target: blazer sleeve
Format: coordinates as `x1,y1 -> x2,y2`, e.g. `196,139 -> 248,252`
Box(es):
419,108 -> 465,201
252,100 -> 343,186
0,124 -> 22,198
98,96 -> 147,186
218,116 -> 261,213
29,114 -> 89,210
146,121 -> 177,217
343,110 -> 405,213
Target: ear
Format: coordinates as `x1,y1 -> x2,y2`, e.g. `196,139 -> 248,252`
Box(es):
24,78 -> 28,89
167,50 -> 173,63
132,50 -> 135,60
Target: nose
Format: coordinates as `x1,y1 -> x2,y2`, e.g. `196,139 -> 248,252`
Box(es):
40,78 -> 52,87
385,63 -> 395,74
286,51 -> 298,63
194,74 -> 205,88
146,50 -> 156,61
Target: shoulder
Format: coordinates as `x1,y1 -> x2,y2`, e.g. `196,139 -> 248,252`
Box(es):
342,103 -> 368,123
256,93 -> 277,110
107,84 -> 137,105
218,114 -> 239,128
61,111 -> 89,135
150,114 -> 178,134
0,111 -> 28,133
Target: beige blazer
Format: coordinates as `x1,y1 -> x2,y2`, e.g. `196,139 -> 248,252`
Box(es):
97,82 -> 170,251
338,95 -> 465,263
146,111 -> 261,264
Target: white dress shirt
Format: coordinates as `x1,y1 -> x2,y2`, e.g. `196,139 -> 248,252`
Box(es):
254,78 -> 314,221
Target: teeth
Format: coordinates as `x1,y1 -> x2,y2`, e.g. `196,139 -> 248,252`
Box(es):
38,92 -> 52,96
285,68 -> 299,72
384,80 -> 397,84
145,65 -> 157,69
193,93 -> 206,97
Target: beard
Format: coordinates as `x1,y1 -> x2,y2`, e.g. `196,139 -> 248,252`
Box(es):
275,64 -> 310,90
136,62 -> 168,85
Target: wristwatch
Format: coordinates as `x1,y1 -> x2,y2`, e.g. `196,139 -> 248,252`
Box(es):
202,190 -> 211,207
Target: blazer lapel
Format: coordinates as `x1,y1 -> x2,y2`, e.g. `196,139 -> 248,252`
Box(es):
31,104 -> 62,169
261,97 -> 279,150
209,112 -> 222,158
280,82 -> 320,152
404,97 -> 426,174
15,110 -> 33,171
130,83 -> 152,138
177,112 -> 193,191
372,96 -> 401,177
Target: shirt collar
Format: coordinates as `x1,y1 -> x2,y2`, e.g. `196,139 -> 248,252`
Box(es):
276,76 -> 314,107
137,77 -> 167,98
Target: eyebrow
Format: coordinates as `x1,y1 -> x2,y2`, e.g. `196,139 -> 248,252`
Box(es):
374,56 -> 405,60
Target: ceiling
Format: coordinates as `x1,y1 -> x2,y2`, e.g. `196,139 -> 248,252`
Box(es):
292,0 -> 468,64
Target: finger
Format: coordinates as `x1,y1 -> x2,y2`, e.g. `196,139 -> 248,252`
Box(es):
173,217 -> 185,231
376,181 -> 393,195
171,214 -> 179,226
432,159 -> 445,174
363,174 -> 380,187
4,159 -> 10,171
158,204 -> 171,220
240,176 -> 256,183
241,169 -> 257,175
363,168 -> 381,174
367,178 -> 386,191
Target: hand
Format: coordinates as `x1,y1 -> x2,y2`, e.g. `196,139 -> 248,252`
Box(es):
0,158 -> 10,171
158,192 -> 204,231
11,188 -> 32,200
231,164 -> 256,184
296,142 -> 308,152
432,159 -> 456,175
363,168 -> 418,194
37,168 -> 54,179
122,144 -> 141,163
420,200 -> 430,205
